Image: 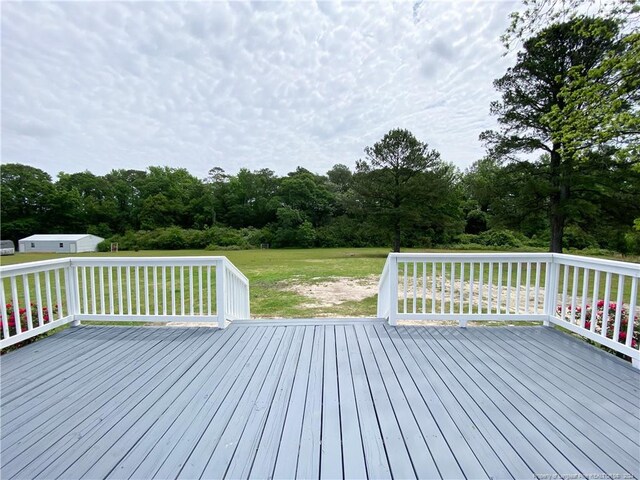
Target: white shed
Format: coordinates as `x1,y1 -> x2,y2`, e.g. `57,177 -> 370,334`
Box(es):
19,234 -> 105,253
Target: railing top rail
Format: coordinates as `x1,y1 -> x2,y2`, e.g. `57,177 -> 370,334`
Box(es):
553,253 -> 640,277
222,258 -> 249,285
69,256 -> 228,265
1,256 -> 251,281
389,252 -> 553,262
0,258 -> 71,275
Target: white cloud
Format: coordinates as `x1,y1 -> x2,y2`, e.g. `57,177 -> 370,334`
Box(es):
1,0 -> 519,179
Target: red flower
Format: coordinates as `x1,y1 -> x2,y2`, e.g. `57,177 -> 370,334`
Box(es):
597,300 -> 605,308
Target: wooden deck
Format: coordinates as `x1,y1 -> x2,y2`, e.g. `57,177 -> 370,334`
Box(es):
1,320 -> 639,480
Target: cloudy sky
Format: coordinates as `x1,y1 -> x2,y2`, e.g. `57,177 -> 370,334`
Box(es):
2,1 -> 519,180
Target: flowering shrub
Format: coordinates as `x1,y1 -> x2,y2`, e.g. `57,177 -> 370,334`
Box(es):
1,302 -> 58,340
558,300 -> 639,352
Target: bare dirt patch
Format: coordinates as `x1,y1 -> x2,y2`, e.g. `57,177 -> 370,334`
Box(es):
282,275 -> 379,309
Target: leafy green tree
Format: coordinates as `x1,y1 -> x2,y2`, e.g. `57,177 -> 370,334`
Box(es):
221,168 -> 279,228
204,166 -> 230,227
0,164 -> 55,242
103,169 -> 148,232
135,167 -> 206,229
56,171 -> 118,235
481,17 -> 637,252
278,169 -> 335,228
271,206 -> 316,248
326,164 -> 353,193
501,0 -> 637,50
353,128 -> 460,252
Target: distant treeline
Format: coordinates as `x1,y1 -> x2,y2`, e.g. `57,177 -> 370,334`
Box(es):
2,152 -> 639,254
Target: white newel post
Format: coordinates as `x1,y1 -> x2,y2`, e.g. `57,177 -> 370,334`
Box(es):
543,257 -> 559,327
389,255 -> 399,326
245,282 -> 251,320
216,259 -> 227,328
65,262 -> 81,326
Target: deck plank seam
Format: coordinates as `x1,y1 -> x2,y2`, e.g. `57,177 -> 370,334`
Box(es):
219,327 -> 305,479
460,326 -> 640,473
1,325 -> 166,407
99,327 -> 251,479
474,327 -> 640,447
372,324 -> 472,479
510,327 -> 640,392
352,324 -> 408,479
146,327 -> 267,479
71,327 -> 237,479
175,327 -> 284,479
416,327 -> 571,475
504,328 -> 640,415
360,324 -> 440,479
440,327 -> 627,475
18,327 -> 221,479
379,324 -> 515,479
0,325 -> 129,393
0,327 -> 200,456
244,326 -> 308,480
400,325 -> 546,476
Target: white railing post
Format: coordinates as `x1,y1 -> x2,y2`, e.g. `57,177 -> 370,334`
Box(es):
244,282 -> 251,320
543,256 -> 559,327
216,259 -> 227,328
65,261 -> 80,326
389,255 -> 399,326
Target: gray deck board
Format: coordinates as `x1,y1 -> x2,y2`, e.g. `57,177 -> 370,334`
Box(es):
473,327 -> 640,458
430,327 -> 609,475
334,326 -> 367,480
1,327 -> 199,459
239,326 -> 305,480
459,327 -> 640,474
422,327 -> 589,475
175,327 -> 284,479
344,324 -> 392,479
507,327 -> 640,404
1,322 -> 638,480
319,326 -> 343,480
295,325 -> 324,480
1,326 -> 126,393
377,324 -> 513,479
2,327 -> 194,452
106,327 -> 256,479
405,326 -> 560,476
141,327 -> 266,479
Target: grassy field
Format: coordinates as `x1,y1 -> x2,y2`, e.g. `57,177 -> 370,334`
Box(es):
2,247 -> 637,318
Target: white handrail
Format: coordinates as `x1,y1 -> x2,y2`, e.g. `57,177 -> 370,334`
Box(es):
0,256 -> 250,349
377,252 -> 639,367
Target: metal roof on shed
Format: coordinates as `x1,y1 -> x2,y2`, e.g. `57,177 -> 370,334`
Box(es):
19,234 -> 103,241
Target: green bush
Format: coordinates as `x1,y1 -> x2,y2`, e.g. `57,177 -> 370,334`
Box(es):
102,226 -> 258,251
477,229 -> 523,247
455,233 -> 480,245
562,225 -> 597,250
97,240 -> 111,252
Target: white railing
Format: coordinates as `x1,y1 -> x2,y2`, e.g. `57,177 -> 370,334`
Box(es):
377,252 -> 639,367
0,256 -> 250,349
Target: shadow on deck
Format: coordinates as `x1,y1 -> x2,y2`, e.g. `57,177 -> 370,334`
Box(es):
1,320 -> 639,479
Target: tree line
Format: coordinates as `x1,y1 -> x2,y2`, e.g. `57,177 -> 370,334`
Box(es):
1,6 -> 639,254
